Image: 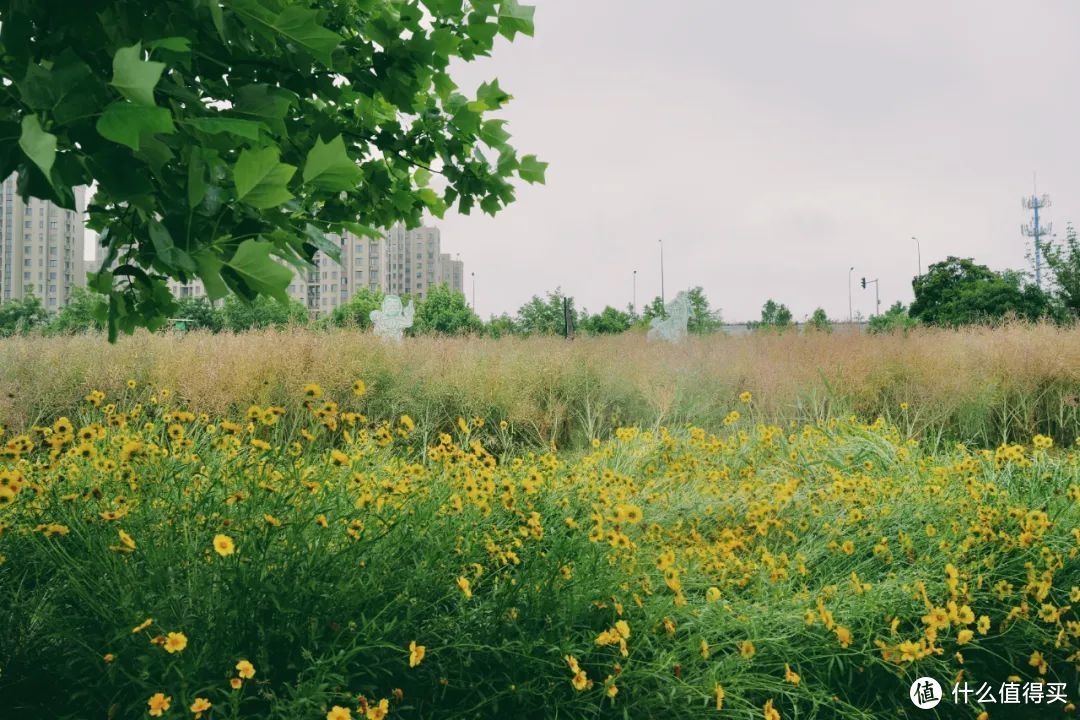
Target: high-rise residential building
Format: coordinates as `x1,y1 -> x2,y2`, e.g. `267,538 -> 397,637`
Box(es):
0,174 -> 87,309
166,224 -> 463,314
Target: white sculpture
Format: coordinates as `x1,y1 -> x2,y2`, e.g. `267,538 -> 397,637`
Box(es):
370,295 -> 414,341
647,291 -> 690,343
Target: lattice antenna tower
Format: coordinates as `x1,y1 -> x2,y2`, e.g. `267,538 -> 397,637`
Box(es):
1021,173 -> 1051,288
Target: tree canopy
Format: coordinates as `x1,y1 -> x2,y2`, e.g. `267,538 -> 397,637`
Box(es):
910,257 -> 1053,326
0,0 -> 543,339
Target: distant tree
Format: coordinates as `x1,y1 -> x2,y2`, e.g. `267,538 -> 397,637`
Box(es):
582,305 -> 633,335
485,313 -> 519,338
639,296 -> 666,326
329,288 -> 385,330
47,286 -> 104,335
749,299 -> 793,331
413,284 -> 482,336
0,290 -> 49,337
516,289 -> 577,336
1043,222 -> 1080,318
910,256 -> 1054,326
868,301 -> 918,334
686,286 -> 722,334
220,296 -> 308,332
174,297 -> 224,333
808,307 -> 832,333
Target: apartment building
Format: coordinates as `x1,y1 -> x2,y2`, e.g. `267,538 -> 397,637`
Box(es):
0,174 -> 87,309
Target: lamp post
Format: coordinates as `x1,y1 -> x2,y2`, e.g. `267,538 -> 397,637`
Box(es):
912,236 -> 922,276
848,266 -> 854,323
632,269 -> 637,312
658,238 -> 665,307
470,271 -> 475,309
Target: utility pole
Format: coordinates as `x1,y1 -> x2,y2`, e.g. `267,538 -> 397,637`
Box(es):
470,271 -> 475,309
632,269 -> 637,312
1022,175 -> 1051,289
912,236 -> 921,276
861,276 -> 880,316
658,238 -> 665,307
848,266 -> 854,323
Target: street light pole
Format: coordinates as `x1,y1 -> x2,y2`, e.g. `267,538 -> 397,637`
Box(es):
658,239 -> 665,307
848,266 -> 854,323
912,236 -> 922,275
632,269 -> 637,312
471,271 -> 475,309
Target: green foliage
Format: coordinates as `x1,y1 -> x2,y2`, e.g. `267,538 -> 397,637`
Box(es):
1043,222 -> 1080,318
219,295 -> 308,332
580,305 -> 633,335
639,296 -> 666,325
328,287 -> 385,330
46,286 -> 106,335
686,286 -> 722,334
0,291 -> 48,337
867,301 -> 917,335
0,0 -> 542,340
412,283 -> 481,336
174,297 -> 225,333
484,313 -> 518,338
748,299 -> 793,332
516,289 -> 576,336
808,307 -> 832,333
910,256 -> 1055,326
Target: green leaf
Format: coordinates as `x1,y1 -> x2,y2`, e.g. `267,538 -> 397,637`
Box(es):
302,134 -> 362,191
480,119 -> 511,149
413,167 -> 432,187
233,1 -> 342,68
18,115 -> 57,179
226,239 -> 293,303
234,147 -> 296,208
188,150 -> 208,207
205,0 -> 227,43
96,102 -> 175,151
110,43 -> 166,106
476,79 -> 511,110
340,222 -> 383,240
186,117 -> 267,141
147,37 -> 192,53
518,154 -> 547,184
498,0 -> 535,40
194,250 -> 228,301
234,84 -> 295,136
303,223 -> 342,263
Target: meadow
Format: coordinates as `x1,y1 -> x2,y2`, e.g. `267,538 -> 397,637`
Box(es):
0,327 -> 1079,718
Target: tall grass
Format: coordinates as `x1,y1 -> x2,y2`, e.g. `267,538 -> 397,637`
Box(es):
4,323 -> 1080,449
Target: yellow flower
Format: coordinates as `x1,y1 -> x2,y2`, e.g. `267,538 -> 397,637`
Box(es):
327,706 -> 353,720
408,640 -> 426,668
229,678 -> 242,690
103,653 -> 115,663
957,629 -> 974,645
739,640 -> 756,659
132,618 -> 153,634
366,698 -> 389,720
190,697 -> 212,718
739,391 -> 752,404
213,534 -> 235,557
899,401 -> 909,410
764,698 -> 780,720
164,631 -> 188,654
457,416 -> 470,434
352,379 -> 367,397
148,693 -> 171,717
303,383 -> 322,399
236,659 -> 256,679
714,683 -> 725,710
117,529 -> 136,551
784,663 -> 800,686
571,669 -> 588,691
977,615 -> 991,635
834,625 -> 851,648
456,575 -> 472,599
705,586 -> 721,603
700,639 -> 709,659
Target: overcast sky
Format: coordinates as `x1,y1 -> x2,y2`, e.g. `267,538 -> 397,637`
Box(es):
433,0 -> 1080,322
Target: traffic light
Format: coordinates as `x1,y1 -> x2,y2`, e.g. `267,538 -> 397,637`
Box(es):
860,277 -> 867,289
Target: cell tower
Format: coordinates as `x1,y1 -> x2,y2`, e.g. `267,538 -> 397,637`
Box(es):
1021,176 -> 1051,288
